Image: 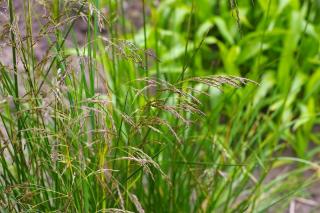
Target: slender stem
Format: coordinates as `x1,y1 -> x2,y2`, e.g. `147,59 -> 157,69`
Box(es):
142,0 -> 148,77
8,0 -> 27,183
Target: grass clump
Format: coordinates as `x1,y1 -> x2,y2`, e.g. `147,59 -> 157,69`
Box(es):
1,0 -> 320,212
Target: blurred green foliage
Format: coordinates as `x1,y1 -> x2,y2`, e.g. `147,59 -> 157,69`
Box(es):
139,0 -> 320,158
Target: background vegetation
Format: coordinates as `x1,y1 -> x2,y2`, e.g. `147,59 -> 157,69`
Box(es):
0,0 -> 320,212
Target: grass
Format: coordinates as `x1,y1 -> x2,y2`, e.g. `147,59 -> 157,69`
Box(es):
0,0 -> 320,212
